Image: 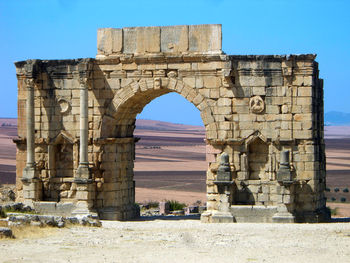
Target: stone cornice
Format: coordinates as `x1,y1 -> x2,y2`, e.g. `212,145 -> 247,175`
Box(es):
228,54 -> 317,61
95,53 -> 230,65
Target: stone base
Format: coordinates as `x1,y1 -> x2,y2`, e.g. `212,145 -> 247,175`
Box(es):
200,211 -> 235,223
75,165 -> 90,181
272,205 -> 295,223
200,211 -> 211,223
98,204 -> 140,221
33,201 -> 75,216
272,212 -> 296,223
72,174 -> 96,217
99,207 -> 123,220
22,168 -> 42,203
211,212 -> 236,223
295,207 -> 331,223
230,205 -> 278,223
71,201 -> 97,217
31,201 -> 97,218
202,206 -> 298,223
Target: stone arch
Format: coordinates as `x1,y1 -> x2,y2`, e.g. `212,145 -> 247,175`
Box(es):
96,77 -> 216,220
14,25 -> 327,223
100,78 -> 217,138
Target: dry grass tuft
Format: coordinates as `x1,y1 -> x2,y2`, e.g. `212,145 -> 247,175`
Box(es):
0,223 -> 58,240
10,225 -> 58,239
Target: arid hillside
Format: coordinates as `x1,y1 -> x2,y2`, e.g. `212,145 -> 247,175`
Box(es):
0,118 -> 17,185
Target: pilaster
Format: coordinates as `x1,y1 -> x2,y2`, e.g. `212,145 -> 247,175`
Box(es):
73,70 -> 95,216
22,77 -> 42,204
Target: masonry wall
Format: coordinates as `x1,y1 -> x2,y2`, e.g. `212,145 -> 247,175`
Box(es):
15,24 -> 327,222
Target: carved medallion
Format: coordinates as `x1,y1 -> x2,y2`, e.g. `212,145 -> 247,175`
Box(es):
249,96 -> 265,114
167,71 -> 177,78
58,98 -> 71,114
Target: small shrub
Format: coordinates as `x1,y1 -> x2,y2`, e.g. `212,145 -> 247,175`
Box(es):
167,200 -> 186,211
326,206 -> 338,216
10,225 -> 57,239
325,187 -> 330,192
329,207 -> 338,216
334,188 -> 340,192
331,197 -> 336,202
343,188 -> 349,193
147,201 -> 159,208
3,208 -> 36,215
0,209 -> 6,218
341,197 -> 346,203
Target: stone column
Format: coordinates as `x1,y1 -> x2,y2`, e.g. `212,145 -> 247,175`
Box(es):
75,77 -> 90,180
22,78 -> 42,203
73,76 -> 95,217
277,150 -> 292,183
79,78 -> 89,168
25,78 -> 35,170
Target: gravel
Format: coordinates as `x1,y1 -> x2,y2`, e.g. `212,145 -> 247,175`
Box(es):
1,220 -> 350,262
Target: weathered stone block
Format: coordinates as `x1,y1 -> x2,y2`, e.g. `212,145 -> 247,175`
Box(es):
161,25 -> 188,53
97,28 -> 123,55
252,86 -> 266,96
189,24 -> 222,53
123,27 -> 137,54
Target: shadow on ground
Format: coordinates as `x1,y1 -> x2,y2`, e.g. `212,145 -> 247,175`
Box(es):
131,214 -> 201,221
331,217 -> 350,223
131,215 -> 350,222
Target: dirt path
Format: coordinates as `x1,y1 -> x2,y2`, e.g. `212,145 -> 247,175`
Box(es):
1,220 -> 350,263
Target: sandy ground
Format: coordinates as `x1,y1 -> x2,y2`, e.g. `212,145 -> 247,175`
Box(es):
328,202 -> 350,217
1,220 -> 350,263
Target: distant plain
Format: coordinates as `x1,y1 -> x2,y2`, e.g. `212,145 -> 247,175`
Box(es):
0,118 -> 349,215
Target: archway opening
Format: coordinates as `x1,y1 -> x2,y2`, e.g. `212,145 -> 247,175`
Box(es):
97,79 -> 216,220
134,92 -> 207,215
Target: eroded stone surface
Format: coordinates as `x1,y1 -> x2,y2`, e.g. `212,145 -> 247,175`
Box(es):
6,213 -> 101,227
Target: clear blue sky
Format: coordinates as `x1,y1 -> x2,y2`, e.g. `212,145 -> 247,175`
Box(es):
1,0 -> 349,126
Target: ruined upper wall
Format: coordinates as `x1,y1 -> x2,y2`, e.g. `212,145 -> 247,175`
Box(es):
96,24 -> 222,57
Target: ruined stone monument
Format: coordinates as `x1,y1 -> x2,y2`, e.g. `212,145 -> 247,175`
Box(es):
14,24 -> 329,222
